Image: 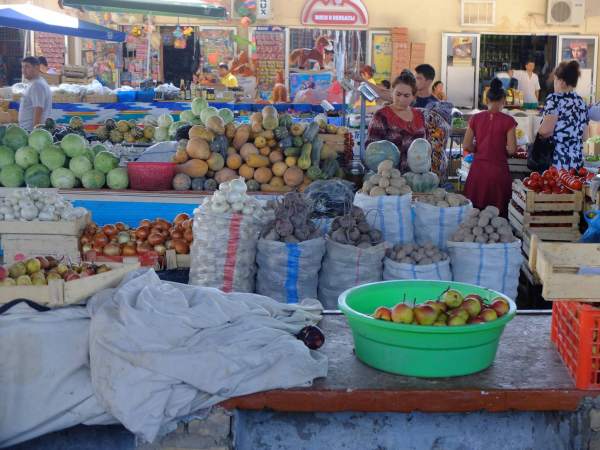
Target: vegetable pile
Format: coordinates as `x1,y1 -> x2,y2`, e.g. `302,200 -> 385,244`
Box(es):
261,192 -> 321,243
0,189 -> 87,221
201,178 -> 265,219
404,138 -> 440,193
522,167 -> 592,193
94,117 -> 155,145
386,242 -> 449,265
451,206 -> 517,244
416,188 -> 470,208
329,206 -> 382,248
360,160 -> 412,196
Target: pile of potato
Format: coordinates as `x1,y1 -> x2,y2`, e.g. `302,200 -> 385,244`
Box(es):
329,206 -> 383,248
386,242 -> 449,265
451,206 -> 517,244
360,160 -> 412,197
417,188 -> 470,208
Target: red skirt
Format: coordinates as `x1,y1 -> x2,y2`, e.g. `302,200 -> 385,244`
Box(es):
464,160 -> 512,218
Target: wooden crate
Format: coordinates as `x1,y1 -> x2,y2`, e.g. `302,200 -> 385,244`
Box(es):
84,94 -> 117,103
529,236 -> 600,301
0,261 -> 140,308
0,214 -> 89,235
512,180 -> 583,213
165,249 -> 190,270
2,234 -> 80,264
52,93 -> 83,103
509,201 -> 580,242
318,133 -> 345,154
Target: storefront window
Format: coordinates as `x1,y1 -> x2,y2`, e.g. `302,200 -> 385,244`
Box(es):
0,28 -> 25,86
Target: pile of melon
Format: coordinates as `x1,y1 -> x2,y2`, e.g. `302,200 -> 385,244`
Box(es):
171,105 -> 346,192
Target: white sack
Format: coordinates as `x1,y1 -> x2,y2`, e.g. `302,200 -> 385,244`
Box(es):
413,202 -> 472,250
353,193 -> 414,245
382,257 -> 452,282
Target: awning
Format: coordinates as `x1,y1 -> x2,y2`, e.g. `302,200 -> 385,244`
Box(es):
0,4 -> 126,42
62,0 -> 228,19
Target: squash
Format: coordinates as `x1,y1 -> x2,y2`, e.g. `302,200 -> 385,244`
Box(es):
240,143 -> 259,161
177,159 -> 208,178
311,136 -> 323,167
290,123 -> 304,137
225,123 -> 236,139
404,171 -> 439,193
274,126 -> 289,140
365,140 -> 400,172
283,166 -> 304,187
292,136 -> 304,148
303,122 -> 320,143
227,146 -> 237,156
214,168 -> 238,184
259,130 -> 274,140
238,164 -> 255,180
272,161 -> 287,177
250,112 -> 263,127
269,150 -> 283,164
247,154 -> 270,168
188,125 -> 214,142
173,149 -> 189,164
251,122 -> 264,134
407,138 -> 432,173
279,114 -> 293,129
270,176 -> 285,188
298,143 -> 312,170
320,158 -> 339,179
267,138 -> 278,148
261,184 -> 292,193
285,156 -> 297,167
207,152 -> 225,171
246,179 -> 260,192
259,146 -> 271,156
254,167 -> 273,184
233,125 -> 250,149
320,143 -> 336,160
261,105 -> 279,130
226,153 -> 242,170
172,173 -> 192,191
306,165 -> 324,181
205,115 -> 225,135
279,136 -> 293,149
254,136 -> 267,148
186,138 -> 211,160
284,147 -> 300,157
210,134 -> 229,157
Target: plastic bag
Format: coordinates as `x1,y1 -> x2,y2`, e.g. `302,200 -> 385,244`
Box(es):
136,141 -> 178,162
581,210 -> 600,243
304,179 -> 355,218
353,193 -> 414,245
382,257 -> 452,282
413,201 -> 472,250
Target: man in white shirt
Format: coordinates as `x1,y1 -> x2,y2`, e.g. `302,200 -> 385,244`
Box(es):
18,57 -> 52,131
515,60 -> 540,109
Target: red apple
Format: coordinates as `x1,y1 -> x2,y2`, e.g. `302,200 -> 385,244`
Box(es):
491,298 -> 510,317
391,303 -> 414,324
480,308 -> 498,322
373,306 -> 392,321
414,305 -> 438,325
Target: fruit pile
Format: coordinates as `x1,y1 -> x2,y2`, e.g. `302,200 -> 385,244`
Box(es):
94,118 -> 155,145
0,257 -> 112,286
80,214 -> 192,259
523,167 -> 593,193
372,289 -> 510,326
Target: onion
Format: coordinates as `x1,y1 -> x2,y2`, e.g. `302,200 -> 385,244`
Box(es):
84,223 -> 98,236
183,229 -> 193,243
139,219 -> 152,228
153,244 -> 167,256
182,219 -> 192,229
147,232 -> 165,246
94,233 -> 109,247
103,243 -> 121,256
117,231 -> 130,244
102,224 -> 117,237
154,219 -> 171,231
174,213 -> 189,225
172,239 -> 190,254
122,244 -> 137,256
135,226 -> 150,240
170,230 -> 183,240
137,242 -> 153,254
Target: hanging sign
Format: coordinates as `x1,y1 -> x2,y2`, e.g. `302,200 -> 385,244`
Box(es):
257,0 -> 271,19
301,0 -> 368,26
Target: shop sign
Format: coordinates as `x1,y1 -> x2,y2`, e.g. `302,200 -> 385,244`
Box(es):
301,0 -> 368,26
257,0 -> 271,19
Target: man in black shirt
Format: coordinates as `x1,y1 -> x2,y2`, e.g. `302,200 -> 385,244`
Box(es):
413,64 -> 439,108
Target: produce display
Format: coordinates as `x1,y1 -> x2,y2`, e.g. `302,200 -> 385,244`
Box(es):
94,117 -> 156,145
415,188 -> 469,208
261,192 -> 320,243
200,178 -> 265,219
0,256 -> 112,286
451,117 -> 467,129
360,160 -> 412,196
0,189 -> 87,221
451,206 -> 517,244
80,214 -> 192,258
404,139 -> 440,193
328,206 -> 382,248
522,167 -> 593,193
40,117 -> 87,142
385,243 -> 449,265
371,289 -> 510,326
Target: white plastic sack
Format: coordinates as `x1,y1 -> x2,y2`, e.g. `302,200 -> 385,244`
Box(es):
0,302 -> 114,448
382,257 -> 452,282
353,193 -> 414,245
413,202 -> 472,250
447,241 -> 522,300
318,240 -> 385,309
136,141 -> 178,162
189,209 -> 263,293
256,238 -> 326,304
88,269 -> 327,443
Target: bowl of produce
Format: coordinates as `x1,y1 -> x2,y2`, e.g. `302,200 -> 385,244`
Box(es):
338,280 -> 516,377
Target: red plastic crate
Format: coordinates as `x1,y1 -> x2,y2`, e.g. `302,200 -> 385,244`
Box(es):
127,162 -> 175,191
551,301 -> 600,389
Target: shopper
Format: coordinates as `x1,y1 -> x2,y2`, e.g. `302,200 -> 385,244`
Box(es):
18,57 -> 52,131
218,62 -> 238,89
432,81 -> 446,101
515,59 -> 540,109
414,64 -> 439,108
538,60 -> 589,170
366,70 -> 426,173
381,80 -> 391,90
462,78 -> 517,218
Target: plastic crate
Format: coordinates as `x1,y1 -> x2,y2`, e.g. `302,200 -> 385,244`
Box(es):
127,162 -> 175,191
551,301 -> 600,389
135,89 -> 155,102
117,91 -> 136,102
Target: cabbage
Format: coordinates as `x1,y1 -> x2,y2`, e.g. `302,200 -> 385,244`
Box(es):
364,140 -> 401,172
143,115 -> 158,127
106,167 -> 129,189
2,126 -> 28,151
91,144 -> 107,155
69,155 -> 93,178
154,126 -> 169,142
191,97 -> 208,115
0,145 -> 15,168
0,164 -> 24,187
84,148 -> 96,163
60,133 -> 87,158
25,164 -> 50,188
200,107 -> 218,125
28,128 -> 53,152
40,145 -> 66,171
81,169 -> 106,189
15,146 -> 39,169
168,121 -> 187,139
94,151 -> 119,174
157,114 -> 174,128
218,108 -> 234,125
50,167 -> 76,188
179,109 -> 196,123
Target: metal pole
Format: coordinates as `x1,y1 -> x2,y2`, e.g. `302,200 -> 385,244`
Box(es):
359,94 -> 366,161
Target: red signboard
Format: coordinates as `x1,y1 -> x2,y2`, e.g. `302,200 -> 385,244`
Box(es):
301,0 -> 369,26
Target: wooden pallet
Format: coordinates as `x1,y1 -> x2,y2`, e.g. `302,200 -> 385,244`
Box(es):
509,202 -> 581,243
1,234 -> 80,264
0,213 -> 89,235
512,180 -> 583,213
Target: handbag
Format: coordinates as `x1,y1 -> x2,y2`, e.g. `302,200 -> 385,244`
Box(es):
527,133 -> 554,172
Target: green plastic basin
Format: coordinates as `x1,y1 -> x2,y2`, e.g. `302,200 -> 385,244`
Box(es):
338,280 -> 516,378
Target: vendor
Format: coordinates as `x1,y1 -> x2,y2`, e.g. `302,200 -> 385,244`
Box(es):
365,70 -> 426,173
514,59 -> 540,109
218,63 -> 238,89
462,78 -> 517,218
18,57 -> 52,132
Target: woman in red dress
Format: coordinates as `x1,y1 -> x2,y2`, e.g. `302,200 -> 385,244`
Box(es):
463,79 -> 517,217
365,70 -> 425,173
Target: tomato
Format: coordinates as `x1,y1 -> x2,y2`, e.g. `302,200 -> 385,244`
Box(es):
587,173 -> 596,181
569,168 -> 577,176
548,179 -> 556,188
571,180 -> 583,191
542,188 -> 553,195
531,172 -> 541,180
549,167 -> 559,175
579,168 -> 588,177
542,170 -> 551,179
552,186 -> 562,194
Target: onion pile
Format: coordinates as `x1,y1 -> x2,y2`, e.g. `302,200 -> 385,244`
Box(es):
0,189 -> 87,222
79,214 -> 193,258
201,178 -> 265,220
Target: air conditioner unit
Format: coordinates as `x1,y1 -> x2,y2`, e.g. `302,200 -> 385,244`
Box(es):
547,0 -> 586,25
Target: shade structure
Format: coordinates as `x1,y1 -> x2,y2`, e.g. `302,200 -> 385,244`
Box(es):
62,0 -> 228,19
0,4 -> 126,42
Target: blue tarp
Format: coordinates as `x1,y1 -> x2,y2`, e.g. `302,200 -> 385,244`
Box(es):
0,4 -> 126,42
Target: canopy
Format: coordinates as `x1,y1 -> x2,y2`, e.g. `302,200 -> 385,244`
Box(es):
0,4 -> 126,42
62,0 -> 227,19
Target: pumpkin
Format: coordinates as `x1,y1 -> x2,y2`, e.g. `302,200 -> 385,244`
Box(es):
320,143 -> 336,160
261,184 -> 292,193
227,146 -> 237,156
279,136 -> 293,149
254,167 -> 273,184
407,138 -> 432,174
173,149 -> 189,164
272,161 -> 287,177
364,140 -> 400,172
251,122 -> 264,134
233,125 -> 250,149
269,150 -> 283,164
260,130 -> 274,140
239,164 -> 255,180
246,179 -> 260,192
172,173 -> 192,191
320,158 -> 339,179
404,171 -> 439,193
186,138 -> 211,159
177,159 -> 208,178
267,139 -> 278,148
270,176 -> 285,188
290,123 -> 304,137
298,143 -> 312,170
215,168 -> 238,184
303,122 -> 320,142
189,125 -> 214,142
205,115 -> 225,135
240,143 -> 259,161
210,134 -> 229,157
283,166 -> 304,187
250,112 -> 262,127
226,153 -> 242,170
284,147 -> 300,157
285,156 -> 297,167
225,123 -> 236,139
274,126 -> 289,141
279,114 -> 293,129
207,152 -> 225,171
261,105 -> 279,131
259,146 -> 271,157
247,154 -> 270,168
306,166 -> 323,181
292,136 -> 304,148
254,136 -> 267,148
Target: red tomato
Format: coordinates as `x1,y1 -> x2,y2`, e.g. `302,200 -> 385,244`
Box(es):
548,179 -> 556,188
549,167 -> 558,175
571,180 -> 583,191
552,186 -> 562,194
587,173 -> 595,181
579,168 -> 588,177
542,170 -> 553,180
569,168 -> 577,176
542,188 -> 553,195
531,172 -> 541,180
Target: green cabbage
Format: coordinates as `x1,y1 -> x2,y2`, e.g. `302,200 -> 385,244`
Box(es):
191,97 -> 208,115
2,126 -> 28,151
0,145 -> 15,168
15,146 -> 39,169
28,128 -> 53,152
69,155 -> 93,178
60,133 -> 87,158
0,164 -> 24,187
218,108 -> 234,125
94,151 -> 119,174
50,167 -> 76,188
40,145 -> 66,171
25,164 -> 50,188
106,167 -> 129,189
81,169 -> 106,189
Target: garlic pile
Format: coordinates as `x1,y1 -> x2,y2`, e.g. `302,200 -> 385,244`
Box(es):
417,188 -> 470,208
0,189 -> 87,222
451,206 -> 517,244
200,178 -> 265,221
361,160 -> 412,197
386,242 -> 449,265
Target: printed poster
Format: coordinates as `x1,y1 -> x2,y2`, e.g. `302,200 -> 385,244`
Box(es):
289,71 -> 333,104
372,33 -> 392,83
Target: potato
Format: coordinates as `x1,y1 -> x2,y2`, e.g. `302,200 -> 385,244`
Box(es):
379,178 -> 390,188
370,186 -> 386,196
